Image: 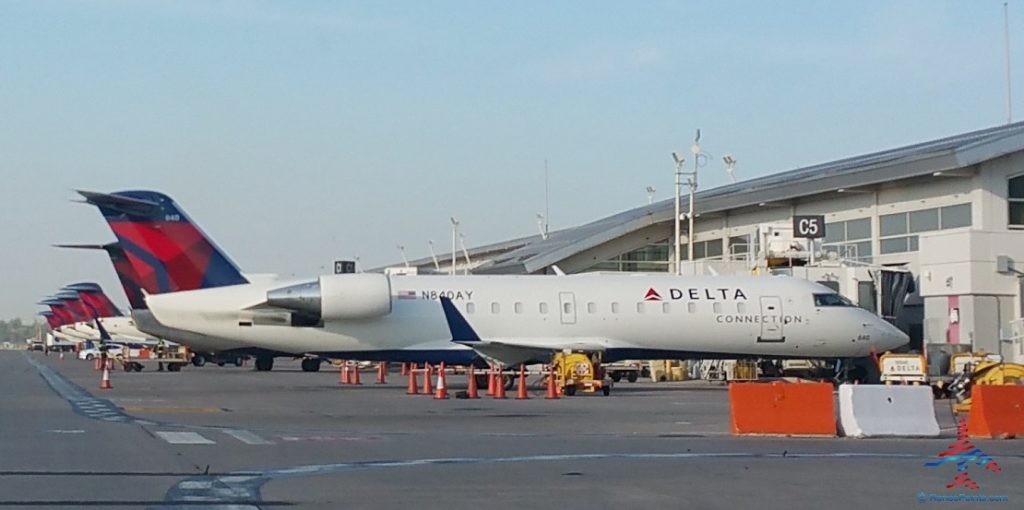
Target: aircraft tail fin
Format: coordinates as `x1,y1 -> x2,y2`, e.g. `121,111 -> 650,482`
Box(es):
77,190 -> 249,294
55,243 -> 149,310
439,296 -> 481,343
63,282 -> 123,317
39,311 -> 60,329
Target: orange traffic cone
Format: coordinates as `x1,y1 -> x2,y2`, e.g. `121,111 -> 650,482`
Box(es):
494,365 -> 507,399
94,357 -> 101,371
377,362 -> 387,384
466,365 -> 480,399
99,366 -> 112,390
340,362 -> 349,385
486,365 -> 496,396
545,365 -> 559,400
352,363 -> 362,385
407,363 -> 419,395
401,362 -> 409,376
422,363 -> 433,395
516,364 -> 529,400
434,362 -> 448,399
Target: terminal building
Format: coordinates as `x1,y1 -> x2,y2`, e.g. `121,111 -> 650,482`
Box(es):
399,122 -> 1024,365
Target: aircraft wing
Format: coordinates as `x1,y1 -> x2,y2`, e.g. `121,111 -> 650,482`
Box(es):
438,297 -> 626,366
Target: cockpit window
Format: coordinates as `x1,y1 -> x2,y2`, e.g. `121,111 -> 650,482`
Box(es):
814,293 -> 854,307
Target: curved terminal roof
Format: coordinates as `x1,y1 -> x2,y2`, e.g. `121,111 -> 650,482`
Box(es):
400,121 -> 1024,274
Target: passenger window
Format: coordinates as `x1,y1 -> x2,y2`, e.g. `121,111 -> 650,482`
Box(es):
491,302 -> 500,314
466,302 -> 475,314
611,302 -> 620,314
539,302 -> 549,314
514,302 -> 523,314
687,302 -> 696,313
636,302 -> 645,313
713,302 -> 722,314
563,302 -> 572,314
662,302 -> 671,314
737,303 -> 746,314
587,302 -> 596,314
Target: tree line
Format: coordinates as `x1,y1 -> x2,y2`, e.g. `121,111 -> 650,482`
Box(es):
0,318 -> 46,343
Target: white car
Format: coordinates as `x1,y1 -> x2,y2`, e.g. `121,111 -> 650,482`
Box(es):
77,344 -> 125,361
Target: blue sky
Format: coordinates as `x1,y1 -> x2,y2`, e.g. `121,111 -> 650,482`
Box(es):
1,0 -> 1021,320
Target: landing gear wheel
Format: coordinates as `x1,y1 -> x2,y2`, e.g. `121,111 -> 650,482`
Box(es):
626,371 -> 638,383
255,356 -> 274,372
564,385 -> 577,396
192,354 -> 207,367
610,372 -> 622,382
301,358 -> 321,372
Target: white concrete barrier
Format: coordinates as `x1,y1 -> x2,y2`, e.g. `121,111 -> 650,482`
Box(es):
838,384 -> 940,438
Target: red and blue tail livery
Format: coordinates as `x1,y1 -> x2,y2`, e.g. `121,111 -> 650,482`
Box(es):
53,243 -> 149,310
39,311 -> 61,329
79,190 -> 249,294
63,282 -> 123,317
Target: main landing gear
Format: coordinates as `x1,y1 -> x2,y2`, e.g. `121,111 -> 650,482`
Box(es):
300,358 -> 322,372
254,355 -> 275,372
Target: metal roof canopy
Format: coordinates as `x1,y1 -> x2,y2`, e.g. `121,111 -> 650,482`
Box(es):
401,121 -> 1024,274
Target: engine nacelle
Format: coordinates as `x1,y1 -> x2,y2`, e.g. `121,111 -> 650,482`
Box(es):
266,273 -> 392,321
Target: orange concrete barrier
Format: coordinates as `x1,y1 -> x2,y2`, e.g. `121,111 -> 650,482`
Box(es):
968,385 -> 1024,439
729,382 -> 835,436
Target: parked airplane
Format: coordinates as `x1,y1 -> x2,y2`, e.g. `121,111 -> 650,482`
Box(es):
55,240 -> 290,369
81,189 -> 908,370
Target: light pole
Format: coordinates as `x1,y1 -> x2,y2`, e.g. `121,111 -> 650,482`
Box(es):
646,186 -> 656,205
459,233 -> 472,275
672,130 -> 703,275
450,217 -> 459,276
427,241 -> 441,271
722,154 -> 737,184
397,245 -> 409,268
671,152 -> 685,275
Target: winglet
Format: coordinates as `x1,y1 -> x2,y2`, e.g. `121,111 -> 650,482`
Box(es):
439,296 -> 481,343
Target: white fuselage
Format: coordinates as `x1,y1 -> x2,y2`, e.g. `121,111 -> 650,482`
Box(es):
145,273 -> 908,362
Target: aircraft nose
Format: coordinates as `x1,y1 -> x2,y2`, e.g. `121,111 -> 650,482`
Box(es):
870,318 -> 909,352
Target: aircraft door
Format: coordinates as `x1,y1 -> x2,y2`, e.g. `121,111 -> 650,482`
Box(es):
558,292 -> 577,325
758,296 -> 785,342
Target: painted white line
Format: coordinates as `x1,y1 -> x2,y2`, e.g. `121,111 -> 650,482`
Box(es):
155,431 -> 215,445
48,429 -> 86,434
223,429 -> 274,446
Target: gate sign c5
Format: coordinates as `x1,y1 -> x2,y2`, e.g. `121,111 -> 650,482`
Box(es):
793,215 -> 826,239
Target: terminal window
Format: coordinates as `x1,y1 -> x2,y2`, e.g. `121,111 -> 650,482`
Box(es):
879,203 -> 971,254
823,217 -> 872,261
1010,175 -> 1024,227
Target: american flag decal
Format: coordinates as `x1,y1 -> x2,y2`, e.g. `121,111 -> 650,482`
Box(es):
397,290 -> 418,300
